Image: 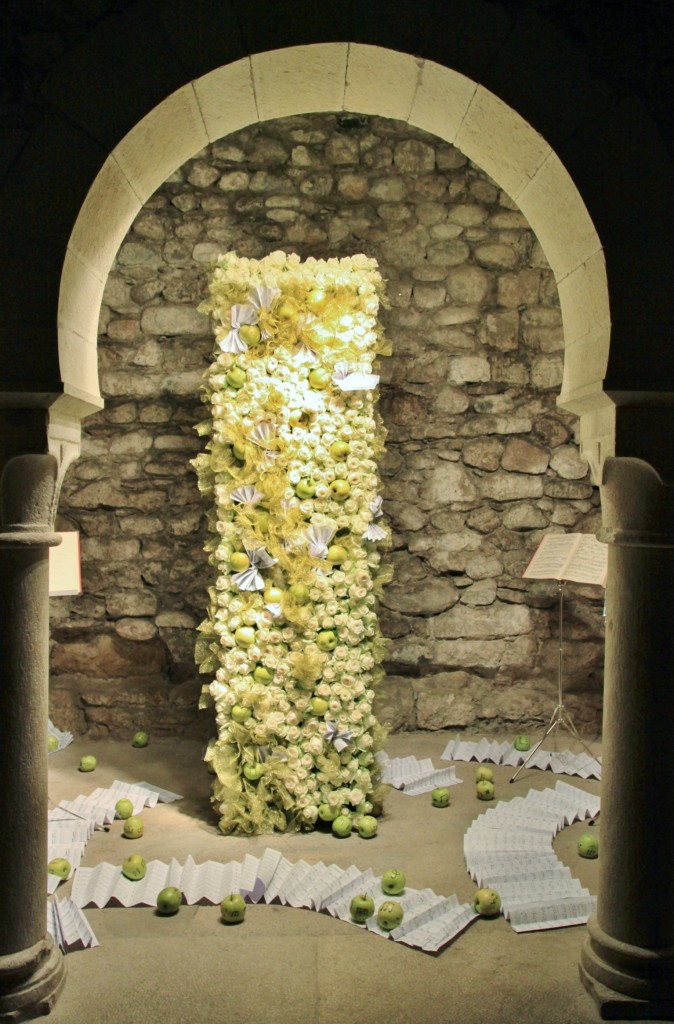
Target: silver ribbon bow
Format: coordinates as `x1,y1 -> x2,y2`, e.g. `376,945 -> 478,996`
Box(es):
231,543 -> 278,592
323,722 -> 354,752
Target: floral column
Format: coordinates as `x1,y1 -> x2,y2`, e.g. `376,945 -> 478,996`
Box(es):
193,251 -> 392,835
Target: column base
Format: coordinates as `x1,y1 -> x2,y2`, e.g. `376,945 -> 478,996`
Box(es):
580,914 -> 674,1020
0,938 -> 65,1022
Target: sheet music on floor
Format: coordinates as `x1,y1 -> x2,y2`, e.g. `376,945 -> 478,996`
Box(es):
47,780 -> 182,892
47,897 -> 99,953
56,779 -> 183,827
463,780 -> 599,932
71,848 -> 477,954
48,718 -> 73,753
441,737 -> 602,780
376,752 -> 462,794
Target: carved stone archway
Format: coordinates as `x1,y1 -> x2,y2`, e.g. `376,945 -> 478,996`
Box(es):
5,40 -> 674,1023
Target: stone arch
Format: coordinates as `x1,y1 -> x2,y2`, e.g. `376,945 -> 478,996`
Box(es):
56,43 -> 611,479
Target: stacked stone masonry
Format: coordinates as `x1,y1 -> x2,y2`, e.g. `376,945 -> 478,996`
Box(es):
51,114 -> 604,740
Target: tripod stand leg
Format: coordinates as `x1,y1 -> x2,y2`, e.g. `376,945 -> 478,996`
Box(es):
509,704 -> 563,783
558,707 -> 600,764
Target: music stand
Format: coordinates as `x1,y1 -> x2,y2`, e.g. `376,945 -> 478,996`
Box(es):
510,533 -> 607,783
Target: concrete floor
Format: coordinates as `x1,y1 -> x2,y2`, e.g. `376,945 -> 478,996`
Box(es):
45,730 -> 607,1024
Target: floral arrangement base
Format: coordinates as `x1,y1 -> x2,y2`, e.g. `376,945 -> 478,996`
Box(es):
193,251 -> 392,834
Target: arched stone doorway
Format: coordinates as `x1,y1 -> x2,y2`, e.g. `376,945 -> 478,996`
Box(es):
54,45 -> 611,477
3,38 -> 674,1023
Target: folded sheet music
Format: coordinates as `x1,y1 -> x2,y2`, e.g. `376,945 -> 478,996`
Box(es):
47,897 -> 99,953
376,752 -> 462,794
441,737 -> 602,780
71,848 -> 476,954
48,718 -> 73,753
463,780 -> 599,932
56,779 -> 183,828
47,780 -> 182,892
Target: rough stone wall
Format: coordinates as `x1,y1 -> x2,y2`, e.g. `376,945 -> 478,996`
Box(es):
50,114 -> 604,739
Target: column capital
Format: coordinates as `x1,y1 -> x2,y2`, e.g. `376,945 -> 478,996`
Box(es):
598,456 -> 674,547
0,454 -> 61,548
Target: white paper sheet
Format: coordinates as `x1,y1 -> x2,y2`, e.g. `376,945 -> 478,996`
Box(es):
47,897 -> 99,952
462,781 -> 599,932
441,736 -> 602,780
376,753 -> 462,793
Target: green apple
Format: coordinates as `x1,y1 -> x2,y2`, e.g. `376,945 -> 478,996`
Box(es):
326,544 -> 347,565
308,367 -> 331,390
475,766 -> 494,782
231,703 -> 251,724
316,629 -> 337,652
318,802 -> 339,822
277,299 -> 298,321
123,816 -> 144,839
514,735 -> 531,751
288,409 -> 309,427
310,697 -> 329,716
476,780 -> 495,801
329,479 -> 351,502
349,893 -> 375,924
238,323 -> 261,346
578,833 -> 599,859
47,857 -> 71,879
473,887 -> 501,917
381,869 -> 405,895
115,798 -> 134,820
132,731 -> 148,748
253,665 -> 273,685
295,477 -> 316,499
226,366 -> 247,389
431,787 -> 450,808
220,893 -> 246,924
288,582 -> 310,605
377,900 -> 404,931
264,586 -> 284,605
332,814 -> 353,838
48,735 -> 59,752
156,886 -> 182,915
357,815 -> 378,839
329,440 -> 350,460
79,754 -> 97,772
234,626 -> 255,647
230,551 -> 251,572
243,762 -> 264,782
232,441 -> 247,461
122,854 -> 146,881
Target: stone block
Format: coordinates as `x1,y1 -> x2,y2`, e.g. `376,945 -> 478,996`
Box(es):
446,265 -> 490,304
114,618 -> 158,640
418,461 -> 478,509
413,671 -> 482,730
373,676 -> 415,731
501,438 -> 549,474
549,444 -> 590,480
51,634 -> 166,677
462,437 -> 503,471
141,304 -> 209,337
431,602 -> 531,642
479,471 -> 544,501
380,577 -> 459,616
531,354 -> 564,389
394,139 -> 436,173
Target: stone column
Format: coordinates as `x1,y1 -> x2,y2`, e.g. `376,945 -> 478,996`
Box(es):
580,456 -> 674,1019
0,455 -> 65,1020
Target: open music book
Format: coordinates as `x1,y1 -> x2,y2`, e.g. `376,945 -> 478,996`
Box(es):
522,533 -> 608,587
